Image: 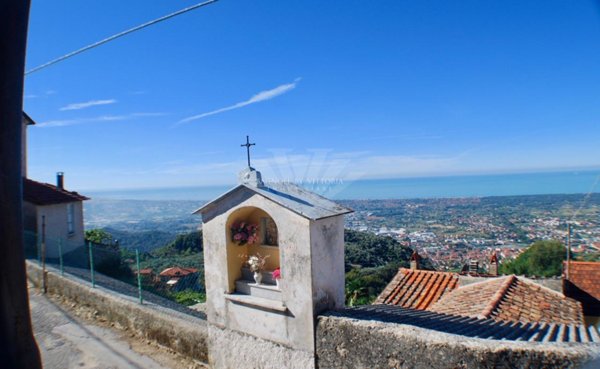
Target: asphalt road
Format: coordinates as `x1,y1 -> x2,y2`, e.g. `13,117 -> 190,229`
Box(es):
29,287 -> 171,369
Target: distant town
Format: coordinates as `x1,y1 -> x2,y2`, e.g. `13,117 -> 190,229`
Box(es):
343,194 -> 600,271
84,192 -> 600,272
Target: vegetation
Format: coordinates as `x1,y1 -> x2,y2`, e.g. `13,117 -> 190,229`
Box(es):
500,240 -> 567,277
344,229 -> 433,305
85,229 -> 113,245
86,227 -> 426,308
170,289 -> 206,306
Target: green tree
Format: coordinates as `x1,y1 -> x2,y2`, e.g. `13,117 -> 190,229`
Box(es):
500,240 -> 566,277
85,229 -> 113,245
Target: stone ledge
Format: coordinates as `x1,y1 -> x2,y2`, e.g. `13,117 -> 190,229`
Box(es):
225,293 -> 288,312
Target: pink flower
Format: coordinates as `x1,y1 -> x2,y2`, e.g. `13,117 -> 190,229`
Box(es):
233,233 -> 242,241
272,268 -> 281,279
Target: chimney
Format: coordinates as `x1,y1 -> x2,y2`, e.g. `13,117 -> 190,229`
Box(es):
410,249 -> 421,270
489,252 -> 498,276
56,172 -> 64,189
469,260 -> 479,275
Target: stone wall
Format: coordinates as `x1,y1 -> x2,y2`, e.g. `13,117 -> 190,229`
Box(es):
208,325 -> 314,369
26,261 -> 600,368
315,315 -> 600,369
26,262 -> 209,363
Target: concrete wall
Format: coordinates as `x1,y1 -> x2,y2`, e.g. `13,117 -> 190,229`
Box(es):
26,261 -> 209,363
26,261 -> 600,369
315,315 -> 600,369
310,216 -> 345,314
33,201 -> 85,258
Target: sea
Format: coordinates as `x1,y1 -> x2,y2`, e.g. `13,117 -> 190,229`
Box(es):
86,169 -> 600,201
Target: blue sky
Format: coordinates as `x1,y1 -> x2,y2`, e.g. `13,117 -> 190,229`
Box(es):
24,0 -> 600,190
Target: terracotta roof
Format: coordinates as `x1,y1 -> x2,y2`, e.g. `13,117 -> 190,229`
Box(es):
159,266 -> 198,278
563,261 -> 600,316
375,268 -> 459,310
137,268 -> 153,275
23,178 -> 89,205
490,251 -> 498,263
429,275 -> 583,325
409,250 -> 421,261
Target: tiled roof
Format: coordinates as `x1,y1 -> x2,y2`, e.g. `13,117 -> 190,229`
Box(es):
23,178 -> 89,205
330,304 -> 600,343
375,268 -> 459,310
430,275 -> 583,325
563,261 -> 600,316
159,267 -> 198,278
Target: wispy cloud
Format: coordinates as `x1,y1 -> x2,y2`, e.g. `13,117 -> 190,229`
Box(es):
37,112 -> 165,128
24,94 -> 38,99
178,78 -> 301,124
60,99 -> 117,111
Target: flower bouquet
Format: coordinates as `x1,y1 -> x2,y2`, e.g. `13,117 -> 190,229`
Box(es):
231,222 -> 259,246
272,267 -> 281,289
247,253 -> 269,284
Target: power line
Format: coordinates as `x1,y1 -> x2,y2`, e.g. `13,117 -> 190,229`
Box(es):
25,0 -> 219,75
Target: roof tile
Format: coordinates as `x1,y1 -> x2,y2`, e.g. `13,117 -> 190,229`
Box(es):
23,178 -> 89,205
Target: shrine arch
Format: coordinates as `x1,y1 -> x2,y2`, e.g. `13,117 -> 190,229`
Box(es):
225,206 -> 280,292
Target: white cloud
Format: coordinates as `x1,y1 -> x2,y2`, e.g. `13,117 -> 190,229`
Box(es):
145,150 -> 462,188
37,112 -> 164,128
178,78 -> 301,124
24,94 -> 38,99
60,99 -> 117,111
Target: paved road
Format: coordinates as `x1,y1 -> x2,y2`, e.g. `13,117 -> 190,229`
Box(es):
30,287 -> 171,369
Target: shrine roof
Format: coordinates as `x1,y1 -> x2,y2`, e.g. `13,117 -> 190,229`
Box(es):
194,181 -> 353,221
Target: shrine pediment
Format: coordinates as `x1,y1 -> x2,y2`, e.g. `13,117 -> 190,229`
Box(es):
194,181 -> 352,222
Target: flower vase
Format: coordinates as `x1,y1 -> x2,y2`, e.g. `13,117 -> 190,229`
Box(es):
275,279 -> 280,289
253,271 -> 263,285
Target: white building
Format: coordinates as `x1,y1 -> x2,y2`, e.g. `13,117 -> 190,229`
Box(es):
195,167 -> 352,369
23,173 -> 89,258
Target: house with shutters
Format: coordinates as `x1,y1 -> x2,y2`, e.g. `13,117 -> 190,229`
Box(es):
23,174 -> 89,258
21,113 -> 89,259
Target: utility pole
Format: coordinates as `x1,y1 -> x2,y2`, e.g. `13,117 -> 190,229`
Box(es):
0,0 -> 43,367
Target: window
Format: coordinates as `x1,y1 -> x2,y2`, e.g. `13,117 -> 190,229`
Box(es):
67,203 -> 74,235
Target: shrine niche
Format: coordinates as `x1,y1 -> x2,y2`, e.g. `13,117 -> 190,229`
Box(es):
226,206 -> 280,295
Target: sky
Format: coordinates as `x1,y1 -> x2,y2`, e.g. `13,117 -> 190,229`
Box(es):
23,0 -> 600,191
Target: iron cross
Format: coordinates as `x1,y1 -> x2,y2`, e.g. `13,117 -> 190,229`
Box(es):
240,135 -> 256,167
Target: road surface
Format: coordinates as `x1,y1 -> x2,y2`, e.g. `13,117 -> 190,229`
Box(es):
29,286 -> 173,369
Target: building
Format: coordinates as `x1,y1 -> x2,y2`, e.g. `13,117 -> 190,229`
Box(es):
23,173 -> 89,258
159,266 -> 199,291
195,166 -> 352,369
429,275 -> 583,325
377,263 -> 584,325
563,261 -> 600,326
22,112 -> 34,176
374,268 -> 459,310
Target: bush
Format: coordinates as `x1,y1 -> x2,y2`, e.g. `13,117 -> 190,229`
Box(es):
500,240 -> 566,277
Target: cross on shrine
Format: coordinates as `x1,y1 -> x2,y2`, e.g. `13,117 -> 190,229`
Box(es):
240,135 -> 256,168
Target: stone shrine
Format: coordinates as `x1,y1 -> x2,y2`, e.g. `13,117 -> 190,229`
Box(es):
195,165 -> 352,369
